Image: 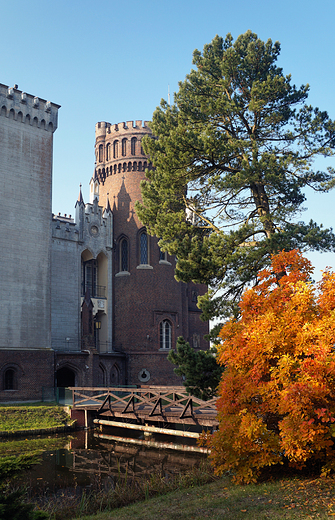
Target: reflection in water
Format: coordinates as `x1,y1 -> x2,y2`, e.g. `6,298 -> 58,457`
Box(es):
11,428 -> 207,499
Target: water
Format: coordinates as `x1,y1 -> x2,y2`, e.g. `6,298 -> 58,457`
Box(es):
2,427 -> 207,499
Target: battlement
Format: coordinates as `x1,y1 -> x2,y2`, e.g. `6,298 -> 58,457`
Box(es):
95,120 -> 151,139
0,83 -> 60,132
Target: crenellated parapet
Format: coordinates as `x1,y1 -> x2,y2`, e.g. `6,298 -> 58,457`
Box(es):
52,200 -> 112,249
95,120 -> 152,185
95,120 -> 151,139
0,83 -> 60,132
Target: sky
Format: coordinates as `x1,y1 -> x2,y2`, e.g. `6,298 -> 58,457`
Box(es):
1,0 -> 335,277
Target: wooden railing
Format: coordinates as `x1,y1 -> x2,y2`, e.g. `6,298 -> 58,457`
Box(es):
70,386 -> 218,426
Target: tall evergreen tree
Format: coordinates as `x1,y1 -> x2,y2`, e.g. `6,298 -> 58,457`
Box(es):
136,31 -> 335,325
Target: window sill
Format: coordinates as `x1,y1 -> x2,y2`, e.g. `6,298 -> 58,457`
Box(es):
159,260 -> 171,266
159,348 -> 171,352
136,264 -> 153,270
115,271 -> 130,277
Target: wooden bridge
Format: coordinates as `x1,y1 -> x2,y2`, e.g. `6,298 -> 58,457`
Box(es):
70,386 -> 218,433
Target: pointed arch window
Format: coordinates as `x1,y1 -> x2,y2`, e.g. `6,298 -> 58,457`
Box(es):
140,231 -> 148,265
120,238 -> 129,272
160,320 -> 172,350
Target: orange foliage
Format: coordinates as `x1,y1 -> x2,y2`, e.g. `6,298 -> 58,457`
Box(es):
210,250 -> 335,483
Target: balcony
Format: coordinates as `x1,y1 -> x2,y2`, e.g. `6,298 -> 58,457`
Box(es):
81,284 -> 106,299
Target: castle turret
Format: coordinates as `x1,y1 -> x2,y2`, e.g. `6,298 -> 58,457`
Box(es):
94,120 -> 209,386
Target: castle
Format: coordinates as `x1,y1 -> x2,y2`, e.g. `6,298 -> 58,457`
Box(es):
0,84 -> 208,401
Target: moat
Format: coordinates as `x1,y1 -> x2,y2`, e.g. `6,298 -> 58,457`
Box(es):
3,427 -> 207,499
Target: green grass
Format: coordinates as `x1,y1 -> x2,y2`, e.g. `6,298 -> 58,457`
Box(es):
0,405 -> 71,431
77,476 -> 335,520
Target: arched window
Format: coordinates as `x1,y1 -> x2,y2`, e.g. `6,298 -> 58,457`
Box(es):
82,259 -> 97,297
131,137 -> 137,155
120,238 -> 129,272
99,144 -> 103,162
128,162 -> 132,172
106,143 -> 111,161
140,231 -> 148,264
113,140 -> 119,159
122,138 -> 127,156
160,320 -> 172,350
4,368 -> 16,390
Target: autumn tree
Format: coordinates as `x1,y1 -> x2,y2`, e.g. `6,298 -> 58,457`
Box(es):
167,337 -> 223,400
208,250 -> 335,484
136,31 -> 335,325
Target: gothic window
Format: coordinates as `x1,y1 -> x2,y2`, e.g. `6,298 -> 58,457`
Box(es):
122,138 -> 127,156
106,143 -> 111,161
113,140 -> 119,159
82,259 -> 97,298
4,368 -> 16,390
131,137 -> 137,155
120,238 -> 129,272
98,144 -> 103,162
140,231 -> 148,264
160,320 -> 172,349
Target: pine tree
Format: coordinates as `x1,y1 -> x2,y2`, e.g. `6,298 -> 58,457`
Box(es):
168,337 -> 223,400
136,31 -> 335,324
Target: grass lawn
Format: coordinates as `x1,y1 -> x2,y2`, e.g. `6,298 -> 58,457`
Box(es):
0,405 -> 70,431
77,476 -> 335,520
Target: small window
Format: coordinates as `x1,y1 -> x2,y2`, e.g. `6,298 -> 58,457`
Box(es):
131,137 -> 137,155
120,239 -> 128,272
4,368 -> 16,390
122,138 -> 127,156
192,290 -> 198,303
160,320 -> 172,349
159,249 -> 167,262
106,143 -> 111,161
193,333 -> 200,349
99,144 -> 103,163
140,232 -> 148,264
113,140 -> 119,159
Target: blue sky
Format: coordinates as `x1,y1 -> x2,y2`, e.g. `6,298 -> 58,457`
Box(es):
1,0 -> 335,277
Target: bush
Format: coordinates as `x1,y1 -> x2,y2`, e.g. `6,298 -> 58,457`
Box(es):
210,250 -> 335,483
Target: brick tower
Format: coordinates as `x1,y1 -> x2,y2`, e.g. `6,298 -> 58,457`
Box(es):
94,121 -> 209,386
